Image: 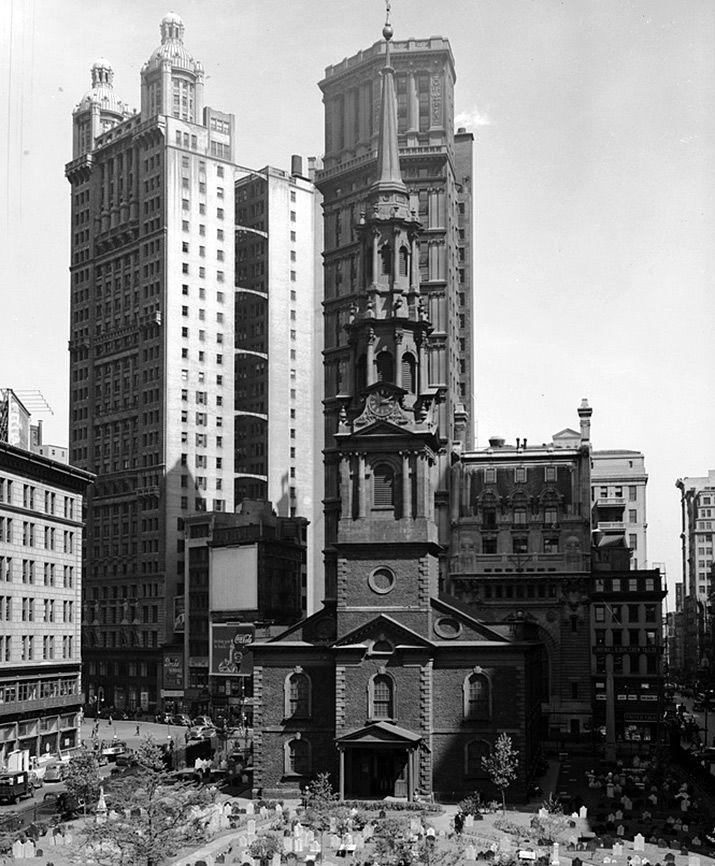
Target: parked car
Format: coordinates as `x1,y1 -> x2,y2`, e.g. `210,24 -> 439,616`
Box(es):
0,771 -> 34,805
191,715 -> 213,728
42,762 -> 67,783
114,750 -> 138,768
172,713 -> 191,727
188,725 -> 215,741
101,740 -> 128,761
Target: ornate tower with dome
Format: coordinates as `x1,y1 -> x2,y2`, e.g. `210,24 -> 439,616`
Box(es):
72,58 -> 132,158
65,13 -> 238,717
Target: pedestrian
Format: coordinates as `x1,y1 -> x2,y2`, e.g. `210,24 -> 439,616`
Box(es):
108,714 -> 113,726
135,724 -> 140,736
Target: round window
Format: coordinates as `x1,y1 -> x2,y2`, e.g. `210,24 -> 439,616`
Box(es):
368,567 -> 395,595
434,617 -> 463,640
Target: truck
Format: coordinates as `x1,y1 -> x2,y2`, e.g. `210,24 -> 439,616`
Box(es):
0,771 -> 34,805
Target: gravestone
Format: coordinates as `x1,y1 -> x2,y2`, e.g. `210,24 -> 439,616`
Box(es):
634,834 -> 646,851
579,806 -> 588,819
282,836 -> 293,852
465,814 -> 474,829
355,833 -> 365,849
246,819 -> 256,837
465,844 -> 477,861
617,825 -> 625,837
613,842 -> 624,857
551,842 -> 560,865
272,854 -> 281,866
245,801 -> 254,816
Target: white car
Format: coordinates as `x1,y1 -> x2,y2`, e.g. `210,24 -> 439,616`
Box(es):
188,725 -> 215,741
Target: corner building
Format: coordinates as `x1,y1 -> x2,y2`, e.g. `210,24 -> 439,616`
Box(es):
316,34 -> 474,599
66,15 -> 237,713
252,19 -> 541,803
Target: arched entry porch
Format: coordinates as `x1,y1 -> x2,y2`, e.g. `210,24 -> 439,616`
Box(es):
336,721 -> 422,801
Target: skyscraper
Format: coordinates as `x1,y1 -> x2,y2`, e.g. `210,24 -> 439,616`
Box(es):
66,14 -> 237,713
315,33 -> 474,598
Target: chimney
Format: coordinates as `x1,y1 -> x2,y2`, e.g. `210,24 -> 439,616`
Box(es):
578,398 -> 592,445
291,154 -> 303,178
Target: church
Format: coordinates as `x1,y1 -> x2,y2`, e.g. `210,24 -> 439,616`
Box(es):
251,12 -> 593,802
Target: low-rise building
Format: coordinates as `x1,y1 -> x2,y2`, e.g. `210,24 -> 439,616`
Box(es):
0,441 -> 93,762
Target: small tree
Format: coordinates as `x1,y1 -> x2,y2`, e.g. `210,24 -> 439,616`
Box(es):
73,738 -> 214,866
64,749 -> 102,816
249,833 -> 282,866
481,733 -> 519,813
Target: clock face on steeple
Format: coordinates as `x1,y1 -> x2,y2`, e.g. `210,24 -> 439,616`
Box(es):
367,387 -> 397,419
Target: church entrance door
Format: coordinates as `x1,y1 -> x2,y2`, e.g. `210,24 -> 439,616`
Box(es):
346,747 -> 408,799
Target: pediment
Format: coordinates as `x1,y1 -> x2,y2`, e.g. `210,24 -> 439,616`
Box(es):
431,596 -> 514,642
336,720 -> 423,746
334,614 -> 435,649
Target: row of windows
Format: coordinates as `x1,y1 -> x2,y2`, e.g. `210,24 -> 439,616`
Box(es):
0,559 -> 74,587
0,635 -> 75,662
0,482 -> 76,518
0,520 -> 74,552
0,597 -> 74,623
282,670 -> 491,722
592,485 -> 639,501
0,677 -> 79,703
593,576 -> 656,593
594,604 -> 658,623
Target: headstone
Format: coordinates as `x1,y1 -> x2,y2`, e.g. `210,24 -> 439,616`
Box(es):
275,802 -> 283,813
11,840 -> 23,860
22,839 -> 36,857
355,832 -> 365,849
247,818 -> 256,837
617,825 -> 625,837
539,808 -> 549,819
238,834 -> 248,848
411,818 -> 421,833
613,843 -> 624,857
329,834 -> 340,848
271,854 -> 281,866
282,836 -> 293,852
245,801 -> 254,815
465,814 -> 474,829
579,806 -> 588,819
465,844 -> 477,861
260,806 -> 268,818
551,842 -> 560,865
634,834 -> 646,851
632,856 -> 642,866
329,816 -> 337,833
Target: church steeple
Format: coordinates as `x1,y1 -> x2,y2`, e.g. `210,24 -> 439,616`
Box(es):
371,2 -> 408,204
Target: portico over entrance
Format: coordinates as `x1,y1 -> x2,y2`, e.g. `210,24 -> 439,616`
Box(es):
336,721 -> 423,801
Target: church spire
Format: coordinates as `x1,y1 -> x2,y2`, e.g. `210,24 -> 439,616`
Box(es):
371,1 -> 408,200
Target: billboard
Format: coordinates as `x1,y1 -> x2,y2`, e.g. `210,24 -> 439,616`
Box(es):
173,596 -> 185,633
209,545 -> 258,611
210,623 -> 254,677
162,652 -> 184,690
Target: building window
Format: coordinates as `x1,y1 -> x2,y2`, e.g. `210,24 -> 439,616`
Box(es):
285,671 -> 311,718
370,673 -> 394,719
512,537 -> 528,554
515,467 -> 526,483
376,351 -> 394,382
285,737 -> 310,776
464,671 -> 490,720
628,509 -> 637,524
401,353 -> 416,393
465,740 -> 490,778
373,464 -> 395,509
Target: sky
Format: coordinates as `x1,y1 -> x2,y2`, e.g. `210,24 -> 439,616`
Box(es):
1,0 -> 713,599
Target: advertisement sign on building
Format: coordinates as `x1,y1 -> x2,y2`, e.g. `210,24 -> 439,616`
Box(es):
210,623 -> 255,676
162,652 -> 184,690
173,596 -> 185,633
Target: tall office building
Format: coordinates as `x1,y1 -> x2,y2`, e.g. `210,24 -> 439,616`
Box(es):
235,161 -> 322,613
675,470 -> 715,679
315,35 -> 474,598
66,14 -> 238,713
591,450 -> 649,570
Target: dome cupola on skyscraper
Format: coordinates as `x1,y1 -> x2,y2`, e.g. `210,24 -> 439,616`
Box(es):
72,58 -> 131,157
141,12 -> 205,121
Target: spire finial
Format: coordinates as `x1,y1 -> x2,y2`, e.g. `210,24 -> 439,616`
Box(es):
383,0 -> 393,41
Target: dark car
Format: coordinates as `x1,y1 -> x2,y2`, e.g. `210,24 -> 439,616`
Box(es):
172,713 -> 191,727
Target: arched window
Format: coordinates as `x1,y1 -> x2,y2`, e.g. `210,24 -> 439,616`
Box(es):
373,464 -> 395,509
463,672 -> 491,720
371,673 -> 394,719
465,739 -> 490,778
399,246 -> 409,276
401,353 -> 416,394
376,351 -> 394,383
355,354 -> 367,394
284,671 -> 311,719
380,243 -> 392,275
285,737 -> 311,776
